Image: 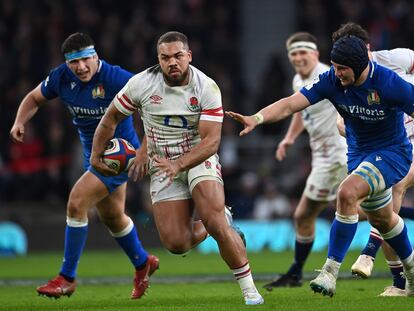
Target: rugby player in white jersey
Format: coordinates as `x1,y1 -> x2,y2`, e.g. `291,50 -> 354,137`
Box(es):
333,22 -> 414,296
264,32 -> 348,290
90,31 -> 264,306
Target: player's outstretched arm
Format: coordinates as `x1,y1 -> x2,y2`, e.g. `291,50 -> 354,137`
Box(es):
10,84 -> 46,143
226,92 -> 310,137
90,103 -> 128,176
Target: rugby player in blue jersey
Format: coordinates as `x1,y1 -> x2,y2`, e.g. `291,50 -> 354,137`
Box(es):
10,33 -> 158,299
227,35 -> 414,297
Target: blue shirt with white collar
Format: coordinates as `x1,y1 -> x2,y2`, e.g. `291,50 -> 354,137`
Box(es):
41,60 -> 139,169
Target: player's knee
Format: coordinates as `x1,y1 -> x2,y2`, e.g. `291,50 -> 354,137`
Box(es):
203,220 -> 227,241
67,195 -> 87,217
99,209 -> 123,226
163,239 -> 191,254
337,185 -> 359,206
158,229 -> 191,253
368,215 -> 392,233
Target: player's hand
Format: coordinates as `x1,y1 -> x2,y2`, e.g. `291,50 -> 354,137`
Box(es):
10,123 -> 25,143
153,155 -> 179,182
128,148 -> 149,182
225,111 -> 258,136
90,153 -> 118,176
275,138 -> 294,161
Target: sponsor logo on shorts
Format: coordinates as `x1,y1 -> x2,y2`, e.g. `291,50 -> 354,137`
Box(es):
205,160 -> 212,169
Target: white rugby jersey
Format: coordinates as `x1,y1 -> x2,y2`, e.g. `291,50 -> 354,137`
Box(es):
372,49 -> 414,140
292,62 -> 347,167
113,64 -> 223,160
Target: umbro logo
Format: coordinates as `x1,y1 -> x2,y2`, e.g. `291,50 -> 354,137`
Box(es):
71,82 -> 76,90
375,155 -> 382,161
150,94 -> 162,104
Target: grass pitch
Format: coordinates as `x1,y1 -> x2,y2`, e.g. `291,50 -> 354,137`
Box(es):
1,250 -> 413,310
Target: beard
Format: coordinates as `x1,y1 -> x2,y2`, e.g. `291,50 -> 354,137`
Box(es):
163,67 -> 190,86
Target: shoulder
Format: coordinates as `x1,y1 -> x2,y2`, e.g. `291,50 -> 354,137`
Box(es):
315,62 -> 330,74
100,60 -> 133,81
191,65 -> 220,92
123,65 -> 161,97
43,63 -> 72,89
47,63 -> 70,79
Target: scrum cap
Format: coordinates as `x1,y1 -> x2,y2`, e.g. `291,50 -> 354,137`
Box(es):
330,35 -> 368,81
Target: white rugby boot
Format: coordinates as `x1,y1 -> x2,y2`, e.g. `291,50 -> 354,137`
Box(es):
351,255 -> 374,278
242,288 -> 264,305
378,286 -> 406,297
310,259 -> 340,297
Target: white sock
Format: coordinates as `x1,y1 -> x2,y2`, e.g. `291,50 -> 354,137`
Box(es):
323,258 -> 341,279
232,262 -> 257,293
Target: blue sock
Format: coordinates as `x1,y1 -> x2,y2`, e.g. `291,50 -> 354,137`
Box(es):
114,223 -> 148,269
361,230 -> 382,258
387,261 -> 405,289
60,224 -> 88,279
383,223 -> 412,261
399,206 -> 414,220
327,217 -> 358,263
287,239 -> 314,276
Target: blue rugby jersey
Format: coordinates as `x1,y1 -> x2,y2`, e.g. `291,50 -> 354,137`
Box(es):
41,60 -> 139,168
300,61 -> 414,154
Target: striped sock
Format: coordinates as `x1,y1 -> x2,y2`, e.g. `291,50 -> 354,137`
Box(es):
232,262 -> 256,292
361,228 -> 383,259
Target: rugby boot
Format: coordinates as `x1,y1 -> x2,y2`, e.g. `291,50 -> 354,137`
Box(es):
131,254 -> 160,299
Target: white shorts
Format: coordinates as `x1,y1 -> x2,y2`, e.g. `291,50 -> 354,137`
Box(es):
149,154 -> 223,204
304,162 -> 348,202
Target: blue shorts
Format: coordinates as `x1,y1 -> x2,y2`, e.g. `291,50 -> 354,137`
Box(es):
348,144 -> 412,189
88,166 -> 128,193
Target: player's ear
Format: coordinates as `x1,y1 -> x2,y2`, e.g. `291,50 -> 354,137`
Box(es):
188,50 -> 192,63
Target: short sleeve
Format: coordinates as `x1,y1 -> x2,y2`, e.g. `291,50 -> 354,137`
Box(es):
113,80 -> 138,116
40,69 -> 60,99
300,69 -> 334,105
199,79 -> 223,122
387,73 -> 414,116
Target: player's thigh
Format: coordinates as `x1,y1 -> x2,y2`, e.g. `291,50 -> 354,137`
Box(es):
95,183 -> 127,219
152,199 -> 193,239
68,171 -> 109,211
188,154 -> 225,219
192,180 -> 225,223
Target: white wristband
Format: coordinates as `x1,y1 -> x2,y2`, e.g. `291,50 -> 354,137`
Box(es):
253,113 -> 264,124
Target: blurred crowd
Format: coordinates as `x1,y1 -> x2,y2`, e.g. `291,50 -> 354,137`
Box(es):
2,0 -> 414,222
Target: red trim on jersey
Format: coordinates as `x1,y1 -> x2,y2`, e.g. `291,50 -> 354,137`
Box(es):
117,95 -> 135,112
201,107 -> 224,116
122,93 -> 133,105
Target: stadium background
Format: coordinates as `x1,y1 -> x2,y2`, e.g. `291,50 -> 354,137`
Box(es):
1,0 -> 414,253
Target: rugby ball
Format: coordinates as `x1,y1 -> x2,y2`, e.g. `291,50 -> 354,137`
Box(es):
102,138 -> 136,174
